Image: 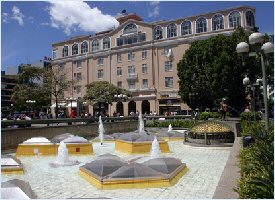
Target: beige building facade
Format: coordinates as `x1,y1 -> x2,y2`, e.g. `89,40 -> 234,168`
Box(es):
51,5 -> 256,117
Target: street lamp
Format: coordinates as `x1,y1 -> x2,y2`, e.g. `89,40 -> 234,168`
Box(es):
237,33 -> 274,130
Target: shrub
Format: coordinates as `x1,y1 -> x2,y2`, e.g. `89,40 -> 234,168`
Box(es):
199,112 -> 220,120
237,124 -> 274,198
145,120 -> 198,128
240,112 -> 262,121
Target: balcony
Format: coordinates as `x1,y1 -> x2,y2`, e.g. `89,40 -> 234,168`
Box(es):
126,73 -> 138,80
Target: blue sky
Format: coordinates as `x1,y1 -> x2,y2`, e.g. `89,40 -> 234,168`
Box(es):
1,1 -> 274,72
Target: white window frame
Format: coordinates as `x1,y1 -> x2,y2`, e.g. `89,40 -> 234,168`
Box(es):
196,17 -> 207,33
52,50 -> 58,60
81,41 -> 89,54
212,14 -> 224,31
228,10 -> 242,29
117,53 -> 122,63
165,77 -> 173,88
117,67 -> 122,76
142,79 -> 148,89
181,20 -> 192,35
72,43 -> 79,55
92,39 -> 100,52
165,61 -> 173,72
98,57 -> 104,66
142,64 -> 148,74
142,50 -> 147,60
128,51 -> 135,61
62,45 -> 69,57
154,25 -> 163,40
98,69 -> 104,79
103,37 -> 111,49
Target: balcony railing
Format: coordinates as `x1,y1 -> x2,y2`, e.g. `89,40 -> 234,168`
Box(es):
126,73 -> 138,80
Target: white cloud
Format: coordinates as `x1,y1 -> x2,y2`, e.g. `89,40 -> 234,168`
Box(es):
11,6 -> 25,26
149,1 -> 160,18
48,1 -> 119,35
2,13 -> 9,23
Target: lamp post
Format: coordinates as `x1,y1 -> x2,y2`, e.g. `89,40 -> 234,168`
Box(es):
237,33 -> 274,130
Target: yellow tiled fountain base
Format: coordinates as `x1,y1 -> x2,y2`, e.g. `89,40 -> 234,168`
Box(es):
79,166 -> 188,189
16,143 -> 94,156
115,140 -> 171,154
1,167 -> 24,174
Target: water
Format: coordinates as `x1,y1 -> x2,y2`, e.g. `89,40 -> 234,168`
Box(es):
99,116 -> 105,145
49,141 -> 79,167
2,142 -> 232,199
138,112 -> 144,133
150,136 -> 161,158
168,124 -> 173,133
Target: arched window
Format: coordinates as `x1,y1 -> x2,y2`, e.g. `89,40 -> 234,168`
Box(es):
62,46 -> 68,57
123,23 -> 137,34
92,39 -> 99,52
246,10 -> 255,27
81,41 -> 88,53
196,17 -> 207,33
103,37 -> 110,49
229,11 -> 241,28
72,44 -> 78,55
212,14 -> 224,31
154,26 -> 163,40
167,23 -> 177,38
181,20 -> 192,35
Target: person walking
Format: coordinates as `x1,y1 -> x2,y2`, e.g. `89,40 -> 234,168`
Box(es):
220,98 -> 228,120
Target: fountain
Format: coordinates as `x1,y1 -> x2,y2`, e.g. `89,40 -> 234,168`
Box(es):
49,141 -> 79,167
150,136 -> 161,158
138,112 -> 145,133
1,155 -> 24,174
99,116 -> 105,145
168,124 -> 173,133
80,154 -> 188,189
184,121 -> 234,146
115,113 -> 170,154
16,134 -> 93,156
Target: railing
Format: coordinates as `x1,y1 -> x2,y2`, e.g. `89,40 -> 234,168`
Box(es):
126,73 -> 138,80
1,115 -> 193,128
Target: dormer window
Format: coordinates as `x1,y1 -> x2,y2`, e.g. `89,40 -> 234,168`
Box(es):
196,17 -> 207,33
181,20 -> 192,35
167,23 -> 177,38
246,10 -> 255,27
229,11 -> 241,28
154,26 -> 163,40
123,23 -> 137,34
103,37 -> 110,49
62,46 -> 68,57
72,44 -> 78,55
212,14 -> 224,31
81,41 -> 88,53
92,39 -> 100,52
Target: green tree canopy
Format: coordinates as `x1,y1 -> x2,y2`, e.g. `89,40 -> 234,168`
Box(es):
12,66 -> 50,110
177,27 -> 266,112
84,81 -> 131,105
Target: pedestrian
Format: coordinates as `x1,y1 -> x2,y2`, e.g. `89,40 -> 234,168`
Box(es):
220,98 -> 228,120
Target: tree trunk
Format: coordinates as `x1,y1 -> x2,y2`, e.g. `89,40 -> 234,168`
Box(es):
55,96 -> 59,119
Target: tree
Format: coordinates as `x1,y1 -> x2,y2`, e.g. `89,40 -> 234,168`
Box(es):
43,66 -> 74,118
84,81 -> 131,115
177,27 -> 263,112
12,65 -> 50,112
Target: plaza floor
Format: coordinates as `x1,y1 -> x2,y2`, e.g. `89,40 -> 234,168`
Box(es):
2,141 -> 231,199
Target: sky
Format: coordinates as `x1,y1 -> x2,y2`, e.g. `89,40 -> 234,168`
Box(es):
1,1 -> 274,73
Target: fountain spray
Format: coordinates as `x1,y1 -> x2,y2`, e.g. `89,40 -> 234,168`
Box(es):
99,116 -> 105,145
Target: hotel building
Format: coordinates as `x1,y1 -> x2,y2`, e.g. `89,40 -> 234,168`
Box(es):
51,5 -> 256,116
